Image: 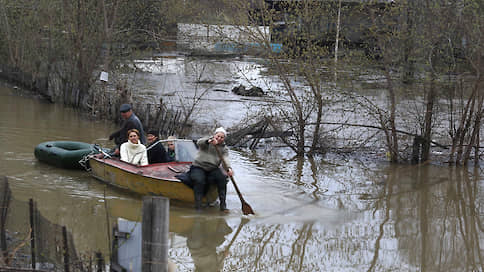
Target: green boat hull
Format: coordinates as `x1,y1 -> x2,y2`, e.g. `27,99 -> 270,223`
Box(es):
34,141 -> 97,169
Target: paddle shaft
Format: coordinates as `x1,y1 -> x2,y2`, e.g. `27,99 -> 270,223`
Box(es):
214,145 -> 245,201
214,144 -> 254,215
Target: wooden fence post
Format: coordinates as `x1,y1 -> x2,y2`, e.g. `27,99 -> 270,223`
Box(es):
96,251 -> 104,272
412,136 -> 422,164
145,104 -> 151,129
1,177 -> 11,263
141,196 -> 169,272
29,199 -> 36,270
62,226 -> 70,272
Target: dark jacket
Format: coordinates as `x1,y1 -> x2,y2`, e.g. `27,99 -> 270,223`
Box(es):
110,113 -> 147,146
146,140 -> 167,164
166,149 -> 176,162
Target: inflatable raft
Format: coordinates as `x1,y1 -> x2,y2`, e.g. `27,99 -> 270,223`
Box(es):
34,141 -> 98,169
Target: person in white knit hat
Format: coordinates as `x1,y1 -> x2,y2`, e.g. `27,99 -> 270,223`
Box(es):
190,127 -> 233,211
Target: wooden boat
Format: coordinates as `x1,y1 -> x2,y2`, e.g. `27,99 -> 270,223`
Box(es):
87,139 -> 217,203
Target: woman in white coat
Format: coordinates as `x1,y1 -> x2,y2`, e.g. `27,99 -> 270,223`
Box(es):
120,129 -> 148,166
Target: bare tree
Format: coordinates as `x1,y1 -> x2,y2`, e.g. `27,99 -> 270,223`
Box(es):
434,0 -> 484,165
176,60 -> 212,137
211,0 -> 342,156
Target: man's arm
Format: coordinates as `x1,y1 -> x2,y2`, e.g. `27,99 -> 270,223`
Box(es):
196,136 -> 210,150
109,129 -> 121,140
113,120 -> 136,144
109,119 -> 133,141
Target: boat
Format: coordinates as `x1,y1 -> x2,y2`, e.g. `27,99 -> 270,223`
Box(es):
34,141 -> 98,169
87,139 -> 218,204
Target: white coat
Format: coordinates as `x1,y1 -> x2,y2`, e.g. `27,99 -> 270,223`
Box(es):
120,141 -> 148,166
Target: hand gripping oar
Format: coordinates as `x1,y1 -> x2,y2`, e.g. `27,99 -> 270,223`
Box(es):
214,145 -> 255,215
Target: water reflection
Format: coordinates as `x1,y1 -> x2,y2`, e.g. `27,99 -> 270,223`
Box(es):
219,153 -> 484,271
1,81 -> 484,271
367,165 -> 484,272
307,155 -> 326,200
183,216 -> 232,271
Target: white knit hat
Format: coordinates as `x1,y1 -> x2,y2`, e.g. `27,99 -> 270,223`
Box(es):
215,127 -> 227,136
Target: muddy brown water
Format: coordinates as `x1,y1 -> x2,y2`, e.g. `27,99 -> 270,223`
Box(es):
0,83 -> 482,271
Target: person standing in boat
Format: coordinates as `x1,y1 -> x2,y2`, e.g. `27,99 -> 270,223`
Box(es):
190,127 -> 233,211
109,104 -> 147,155
146,130 -> 168,164
120,129 -> 149,166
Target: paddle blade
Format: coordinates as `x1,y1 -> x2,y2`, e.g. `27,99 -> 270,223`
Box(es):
242,201 -> 255,215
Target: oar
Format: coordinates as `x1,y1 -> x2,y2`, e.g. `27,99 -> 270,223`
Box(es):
218,217 -> 249,266
214,145 -> 255,215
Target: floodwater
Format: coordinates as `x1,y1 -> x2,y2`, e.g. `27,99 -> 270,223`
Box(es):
1,75 -> 483,272
130,55 -> 278,131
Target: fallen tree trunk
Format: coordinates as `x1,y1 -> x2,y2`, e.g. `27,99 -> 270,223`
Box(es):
226,120 -> 292,148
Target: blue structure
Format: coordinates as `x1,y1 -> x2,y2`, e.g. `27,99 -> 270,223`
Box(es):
214,42 -> 282,53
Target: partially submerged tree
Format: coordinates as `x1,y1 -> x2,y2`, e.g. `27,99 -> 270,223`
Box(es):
212,0 -> 345,156
446,0 -> 484,165
215,0 -> 483,165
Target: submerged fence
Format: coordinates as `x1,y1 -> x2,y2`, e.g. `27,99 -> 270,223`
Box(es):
92,94 -> 188,139
131,102 -> 186,139
0,176 -> 173,272
0,177 -> 106,271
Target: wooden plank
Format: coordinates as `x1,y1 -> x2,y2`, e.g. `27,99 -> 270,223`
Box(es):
0,177 -> 11,262
29,199 -> 36,270
142,197 -> 169,272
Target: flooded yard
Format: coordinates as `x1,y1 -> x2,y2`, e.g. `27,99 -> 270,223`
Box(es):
0,59 -> 483,272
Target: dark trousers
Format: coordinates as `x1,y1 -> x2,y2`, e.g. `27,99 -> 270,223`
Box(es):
190,166 -> 227,201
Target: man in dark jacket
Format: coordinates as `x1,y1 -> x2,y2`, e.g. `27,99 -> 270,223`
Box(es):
146,130 -> 168,164
109,104 -> 147,155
